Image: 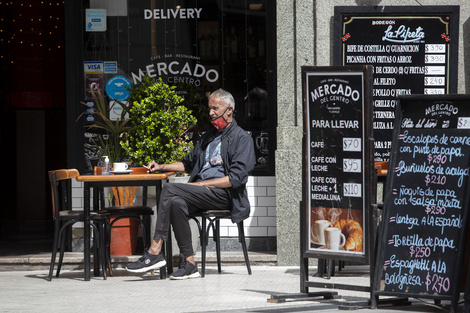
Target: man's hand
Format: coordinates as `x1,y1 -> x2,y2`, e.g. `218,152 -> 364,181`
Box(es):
147,161 -> 163,173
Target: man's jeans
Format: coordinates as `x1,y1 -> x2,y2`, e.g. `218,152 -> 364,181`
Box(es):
153,183 -> 231,257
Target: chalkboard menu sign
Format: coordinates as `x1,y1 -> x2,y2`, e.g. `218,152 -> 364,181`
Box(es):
372,95 -> 470,311
302,66 -> 374,262
334,6 -> 459,163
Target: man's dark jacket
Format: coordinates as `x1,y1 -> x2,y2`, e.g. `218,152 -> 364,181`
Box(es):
181,119 -> 256,223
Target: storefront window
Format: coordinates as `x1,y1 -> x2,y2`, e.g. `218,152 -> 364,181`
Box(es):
79,0 -> 275,175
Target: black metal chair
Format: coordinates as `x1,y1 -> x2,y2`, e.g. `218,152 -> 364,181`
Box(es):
47,169 -> 107,281
188,210 -> 251,277
94,166 -> 154,276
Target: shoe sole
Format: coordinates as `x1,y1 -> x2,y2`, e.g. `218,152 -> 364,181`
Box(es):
169,271 -> 201,280
125,260 -> 167,273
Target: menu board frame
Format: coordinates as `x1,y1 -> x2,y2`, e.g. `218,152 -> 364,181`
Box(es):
333,6 -> 459,163
301,65 -> 374,265
372,95 -> 470,311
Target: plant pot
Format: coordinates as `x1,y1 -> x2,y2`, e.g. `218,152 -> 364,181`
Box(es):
110,217 -> 140,256
167,175 -> 191,184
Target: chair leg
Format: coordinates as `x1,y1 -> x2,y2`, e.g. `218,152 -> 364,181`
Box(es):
64,225 -> 72,252
237,222 -> 251,275
190,217 -> 203,248
89,223 -> 106,279
200,217 -> 207,277
338,260 -> 345,271
98,222 -> 107,279
48,222 -> 60,281
56,222 -> 71,277
317,259 -> 326,277
92,225 -> 101,277
104,220 -> 113,276
327,259 -> 334,278
215,219 -> 222,274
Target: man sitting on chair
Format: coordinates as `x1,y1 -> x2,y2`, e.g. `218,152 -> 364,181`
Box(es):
126,88 -> 256,280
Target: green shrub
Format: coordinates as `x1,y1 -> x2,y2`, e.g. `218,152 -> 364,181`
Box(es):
129,75 -> 208,130
121,78 -> 197,165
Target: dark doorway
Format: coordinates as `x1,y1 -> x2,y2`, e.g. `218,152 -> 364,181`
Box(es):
0,1 -> 67,247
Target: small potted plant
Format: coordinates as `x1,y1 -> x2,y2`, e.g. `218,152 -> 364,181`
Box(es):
79,87 -> 131,165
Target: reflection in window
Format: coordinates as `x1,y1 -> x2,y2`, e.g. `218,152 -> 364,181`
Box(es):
83,0 -> 274,174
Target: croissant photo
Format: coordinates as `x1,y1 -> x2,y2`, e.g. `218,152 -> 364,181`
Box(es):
332,219 -> 363,252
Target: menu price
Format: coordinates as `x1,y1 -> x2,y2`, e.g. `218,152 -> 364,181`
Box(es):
375,96 -> 470,303
343,137 -> 361,151
343,158 -> 361,173
343,183 -> 361,197
335,7 -> 459,164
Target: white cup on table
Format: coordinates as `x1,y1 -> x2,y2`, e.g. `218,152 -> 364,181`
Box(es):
113,162 -> 129,172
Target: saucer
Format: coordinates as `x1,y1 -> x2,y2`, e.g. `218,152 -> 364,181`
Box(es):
110,170 -> 133,174
317,245 -> 346,251
310,240 -> 326,246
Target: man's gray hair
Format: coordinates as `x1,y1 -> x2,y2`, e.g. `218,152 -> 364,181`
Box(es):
208,88 -> 235,110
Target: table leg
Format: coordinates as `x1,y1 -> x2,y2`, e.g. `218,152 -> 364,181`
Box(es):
92,187 -> 100,276
84,182 -> 91,281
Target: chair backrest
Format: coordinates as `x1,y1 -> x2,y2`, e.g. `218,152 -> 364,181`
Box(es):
374,161 -> 389,176
94,166 -> 148,206
48,169 -> 80,218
